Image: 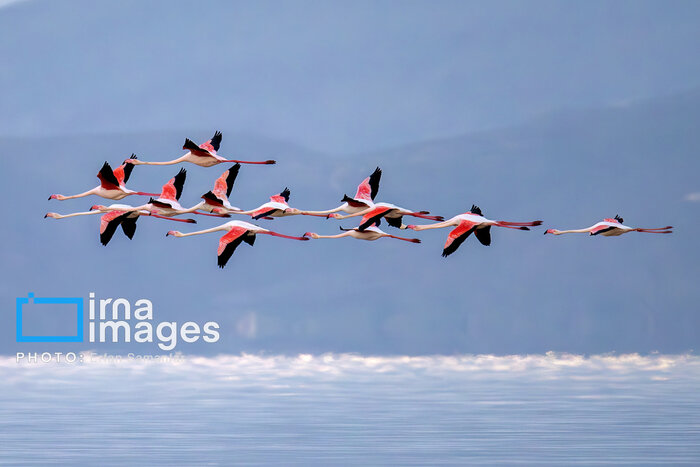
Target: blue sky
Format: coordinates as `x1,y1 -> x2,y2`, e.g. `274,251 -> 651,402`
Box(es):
2,0 -> 700,152
1,0 -> 699,356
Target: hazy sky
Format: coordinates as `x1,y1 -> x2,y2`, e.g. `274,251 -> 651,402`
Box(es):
2,0 -> 700,152
2,1 -> 699,356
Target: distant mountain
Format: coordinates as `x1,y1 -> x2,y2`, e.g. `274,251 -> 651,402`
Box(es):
1,91 -> 698,355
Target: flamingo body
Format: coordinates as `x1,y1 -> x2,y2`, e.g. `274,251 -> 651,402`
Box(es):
544,215 -> 673,236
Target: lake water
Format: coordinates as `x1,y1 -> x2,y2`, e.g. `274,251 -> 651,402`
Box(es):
1,353 -> 699,465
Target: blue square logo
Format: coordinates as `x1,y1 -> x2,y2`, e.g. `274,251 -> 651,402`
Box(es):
16,293 -> 84,342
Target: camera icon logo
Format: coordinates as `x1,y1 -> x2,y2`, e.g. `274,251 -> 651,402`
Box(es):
16,293 -> 84,342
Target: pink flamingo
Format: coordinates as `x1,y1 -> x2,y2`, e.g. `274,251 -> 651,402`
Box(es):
166,220 -> 309,268
126,131 -> 275,167
544,215 -> 673,236
45,204 -> 195,245
48,156 -> 158,201
233,188 -> 328,220
329,202 -> 443,231
301,167 -> 382,216
406,205 -> 542,257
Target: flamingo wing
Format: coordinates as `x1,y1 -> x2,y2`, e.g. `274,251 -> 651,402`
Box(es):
217,226 -> 250,268
183,138 -> 214,157
201,191 -> 225,207
212,163 -> 240,198
385,215 -> 403,228
590,224 -> 617,236
474,226 -> 491,246
113,155 -> 136,185
252,208 -> 279,220
358,206 -> 392,231
224,163 -> 240,197
469,205 -> 483,216
97,162 -> 121,190
99,211 -> 129,245
442,220 -> 477,257
148,197 -> 176,209
341,194 -> 370,208
353,167 -> 382,201
269,188 -> 290,203
160,168 -> 186,201
120,216 -> 138,239
198,131 -> 222,155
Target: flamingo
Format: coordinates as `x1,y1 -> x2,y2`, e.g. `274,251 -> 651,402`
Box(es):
109,168 -> 231,219
544,215 -> 673,236
166,220 -> 309,268
233,188 -> 327,220
48,156 -> 159,201
329,202 -> 443,231
126,131 -> 275,167
305,224 -> 421,243
195,164 -> 243,215
301,167 -> 382,216
44,204 -> 196,245
406,205 -> 543,257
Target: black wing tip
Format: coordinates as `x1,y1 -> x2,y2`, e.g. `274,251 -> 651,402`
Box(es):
280,187 -> 291,202
211,131 -> 223,150
615,214 -> 624,223
183,138 -> 199,151
470,204 -> 483,216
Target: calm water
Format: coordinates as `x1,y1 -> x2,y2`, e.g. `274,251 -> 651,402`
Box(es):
1,353 -> 699,465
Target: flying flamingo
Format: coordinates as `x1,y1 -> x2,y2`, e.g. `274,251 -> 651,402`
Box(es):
543,215 -> 673,236
45,204 -> 195,245
195,164 -> 244,215
126,131 -> 275,167
329,202 -> 443,231
234,188 -> 327,220
107,168 -> 230,219
406,205 -> 542,257
166,220 -> 309,268
48,156 -> 159,201
305,224 -> 421,243
301,167 -> 382,216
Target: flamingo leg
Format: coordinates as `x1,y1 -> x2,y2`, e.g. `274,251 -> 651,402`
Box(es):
385,235 -> 421,243
149,214 -> 196,223
407,212 -> 444,221
219,159 -> 276,165
261,231 -> 309,241
193,211 -> 231,218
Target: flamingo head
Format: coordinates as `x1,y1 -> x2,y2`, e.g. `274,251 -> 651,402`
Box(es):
90,205 -> 107,211
44,212 -> 59,219
212,207 -> 228,215
405,224 -> 418,230
544,229 -> 559,235
327,213 -> 341,219
303,232 -> 320,239
166,231 -> 183,237
48,194 -> 64,200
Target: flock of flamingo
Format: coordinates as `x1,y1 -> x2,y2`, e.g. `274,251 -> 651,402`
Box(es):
45,131 -> 674,268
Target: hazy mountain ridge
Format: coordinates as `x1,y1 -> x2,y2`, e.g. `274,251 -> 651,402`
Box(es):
1,91 -> 698,355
